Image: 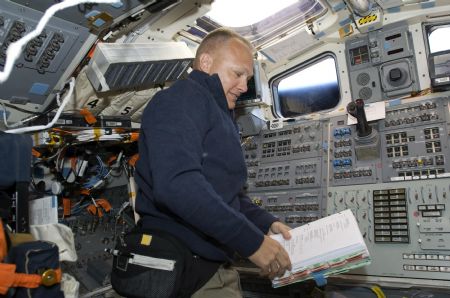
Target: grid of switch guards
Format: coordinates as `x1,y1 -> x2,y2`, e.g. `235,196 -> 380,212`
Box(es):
373,188 -> 409,243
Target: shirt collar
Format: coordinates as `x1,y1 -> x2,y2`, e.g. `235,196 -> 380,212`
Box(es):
189,70 -> 229,113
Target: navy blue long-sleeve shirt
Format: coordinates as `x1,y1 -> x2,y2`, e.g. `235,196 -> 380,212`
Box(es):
135,70 -> 278,261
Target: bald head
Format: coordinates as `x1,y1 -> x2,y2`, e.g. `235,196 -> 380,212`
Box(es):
192,28 -> 254,110
192,28 -> 254,70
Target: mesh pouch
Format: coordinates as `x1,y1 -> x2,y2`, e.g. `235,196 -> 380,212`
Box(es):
110,228 -> 192,298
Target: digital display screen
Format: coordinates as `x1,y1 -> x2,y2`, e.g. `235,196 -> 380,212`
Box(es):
349,45 -> 370,66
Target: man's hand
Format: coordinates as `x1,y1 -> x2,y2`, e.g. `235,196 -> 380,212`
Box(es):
248,222 -> 292,280
268,221 -> 292,240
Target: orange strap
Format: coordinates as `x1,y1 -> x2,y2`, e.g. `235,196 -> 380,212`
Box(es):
128,153 -> 139,167
31,148 -> 41,158
86,204 -> 98,216
87,40 -> 99,59
80,108 -> 97,124
107,155 -> 117,165
130,132 -> 139,142
96,198 -> 111,212
63,198 -> 71,217
0,264 -> 62,295
0,219 -> 7,262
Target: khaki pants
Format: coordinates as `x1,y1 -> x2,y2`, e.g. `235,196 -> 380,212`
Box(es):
191,265 -> 242,298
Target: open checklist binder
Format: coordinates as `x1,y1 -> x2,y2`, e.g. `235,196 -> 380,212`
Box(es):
270,209 -> 371,287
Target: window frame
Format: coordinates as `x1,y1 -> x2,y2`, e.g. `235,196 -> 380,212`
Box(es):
270,52 -> 341,119
424,22 -> 450,55
197,0 -> 328,49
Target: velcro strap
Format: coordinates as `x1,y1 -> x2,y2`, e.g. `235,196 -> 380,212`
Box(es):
0,264 -> 62,294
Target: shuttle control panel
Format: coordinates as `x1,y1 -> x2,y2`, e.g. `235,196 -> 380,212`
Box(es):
238,16 -> 450,287
242,94 -> 450,286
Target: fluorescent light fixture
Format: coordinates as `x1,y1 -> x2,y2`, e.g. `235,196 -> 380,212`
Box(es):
206,0 -> 298,27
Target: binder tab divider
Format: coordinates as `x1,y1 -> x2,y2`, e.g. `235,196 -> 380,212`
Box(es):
311,271 -> 327,287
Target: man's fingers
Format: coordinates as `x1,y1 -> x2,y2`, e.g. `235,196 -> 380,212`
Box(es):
271,261 -> 279,273
250,235 -> 293,279
281,229 -> 292,240
274,248 -> 291,272
259,265 -> 270,277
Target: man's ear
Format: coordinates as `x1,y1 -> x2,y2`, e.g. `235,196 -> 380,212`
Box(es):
198,53 -> 213,74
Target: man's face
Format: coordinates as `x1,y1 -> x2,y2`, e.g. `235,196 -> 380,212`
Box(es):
202,38 -> 254,109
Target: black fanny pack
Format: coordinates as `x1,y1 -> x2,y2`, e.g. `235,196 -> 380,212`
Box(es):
110,228 -> 191,298
110,228 -> 220,298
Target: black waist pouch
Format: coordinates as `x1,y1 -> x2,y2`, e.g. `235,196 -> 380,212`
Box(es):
110,228 -> 193,298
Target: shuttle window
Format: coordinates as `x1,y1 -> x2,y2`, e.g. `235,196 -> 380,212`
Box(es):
190,0 -> 326,48
272,55 -> 340,118
428,26 -> 450,54
426,24 -> 450,91
206,0 -> 298,27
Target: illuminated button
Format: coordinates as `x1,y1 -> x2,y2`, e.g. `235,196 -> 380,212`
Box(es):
392,237 -> 409,242
374,218 -> 390,224
422,211 -> 442,217
390,193 -> 405,198
426,205 -> 436,210
374,201 -> 389,207
378,194 -> 391,199
415,254 -> 426,260
428,266 -> 440,272
374,191 -> 389,196
376,225 -> 390,230
445,256 -> 450,261
391,206 -> 407,212
375,231 -> 391,236
403,265 -> 415,271
436,204 -> 445,210
375,237 -> 391,242
392,231 -> 408,236
415,265 -> 427,271
391,218 -> 407,223
391,212 -> 407,218
391,224 -> 408,230
426,255 -> 439,260
374,213 -> 390,218
390,200 -> 406,206
374,207 -> 390,212
403,254 -> 415,259
418,205 -> 427,211
440,267 -> 450,272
